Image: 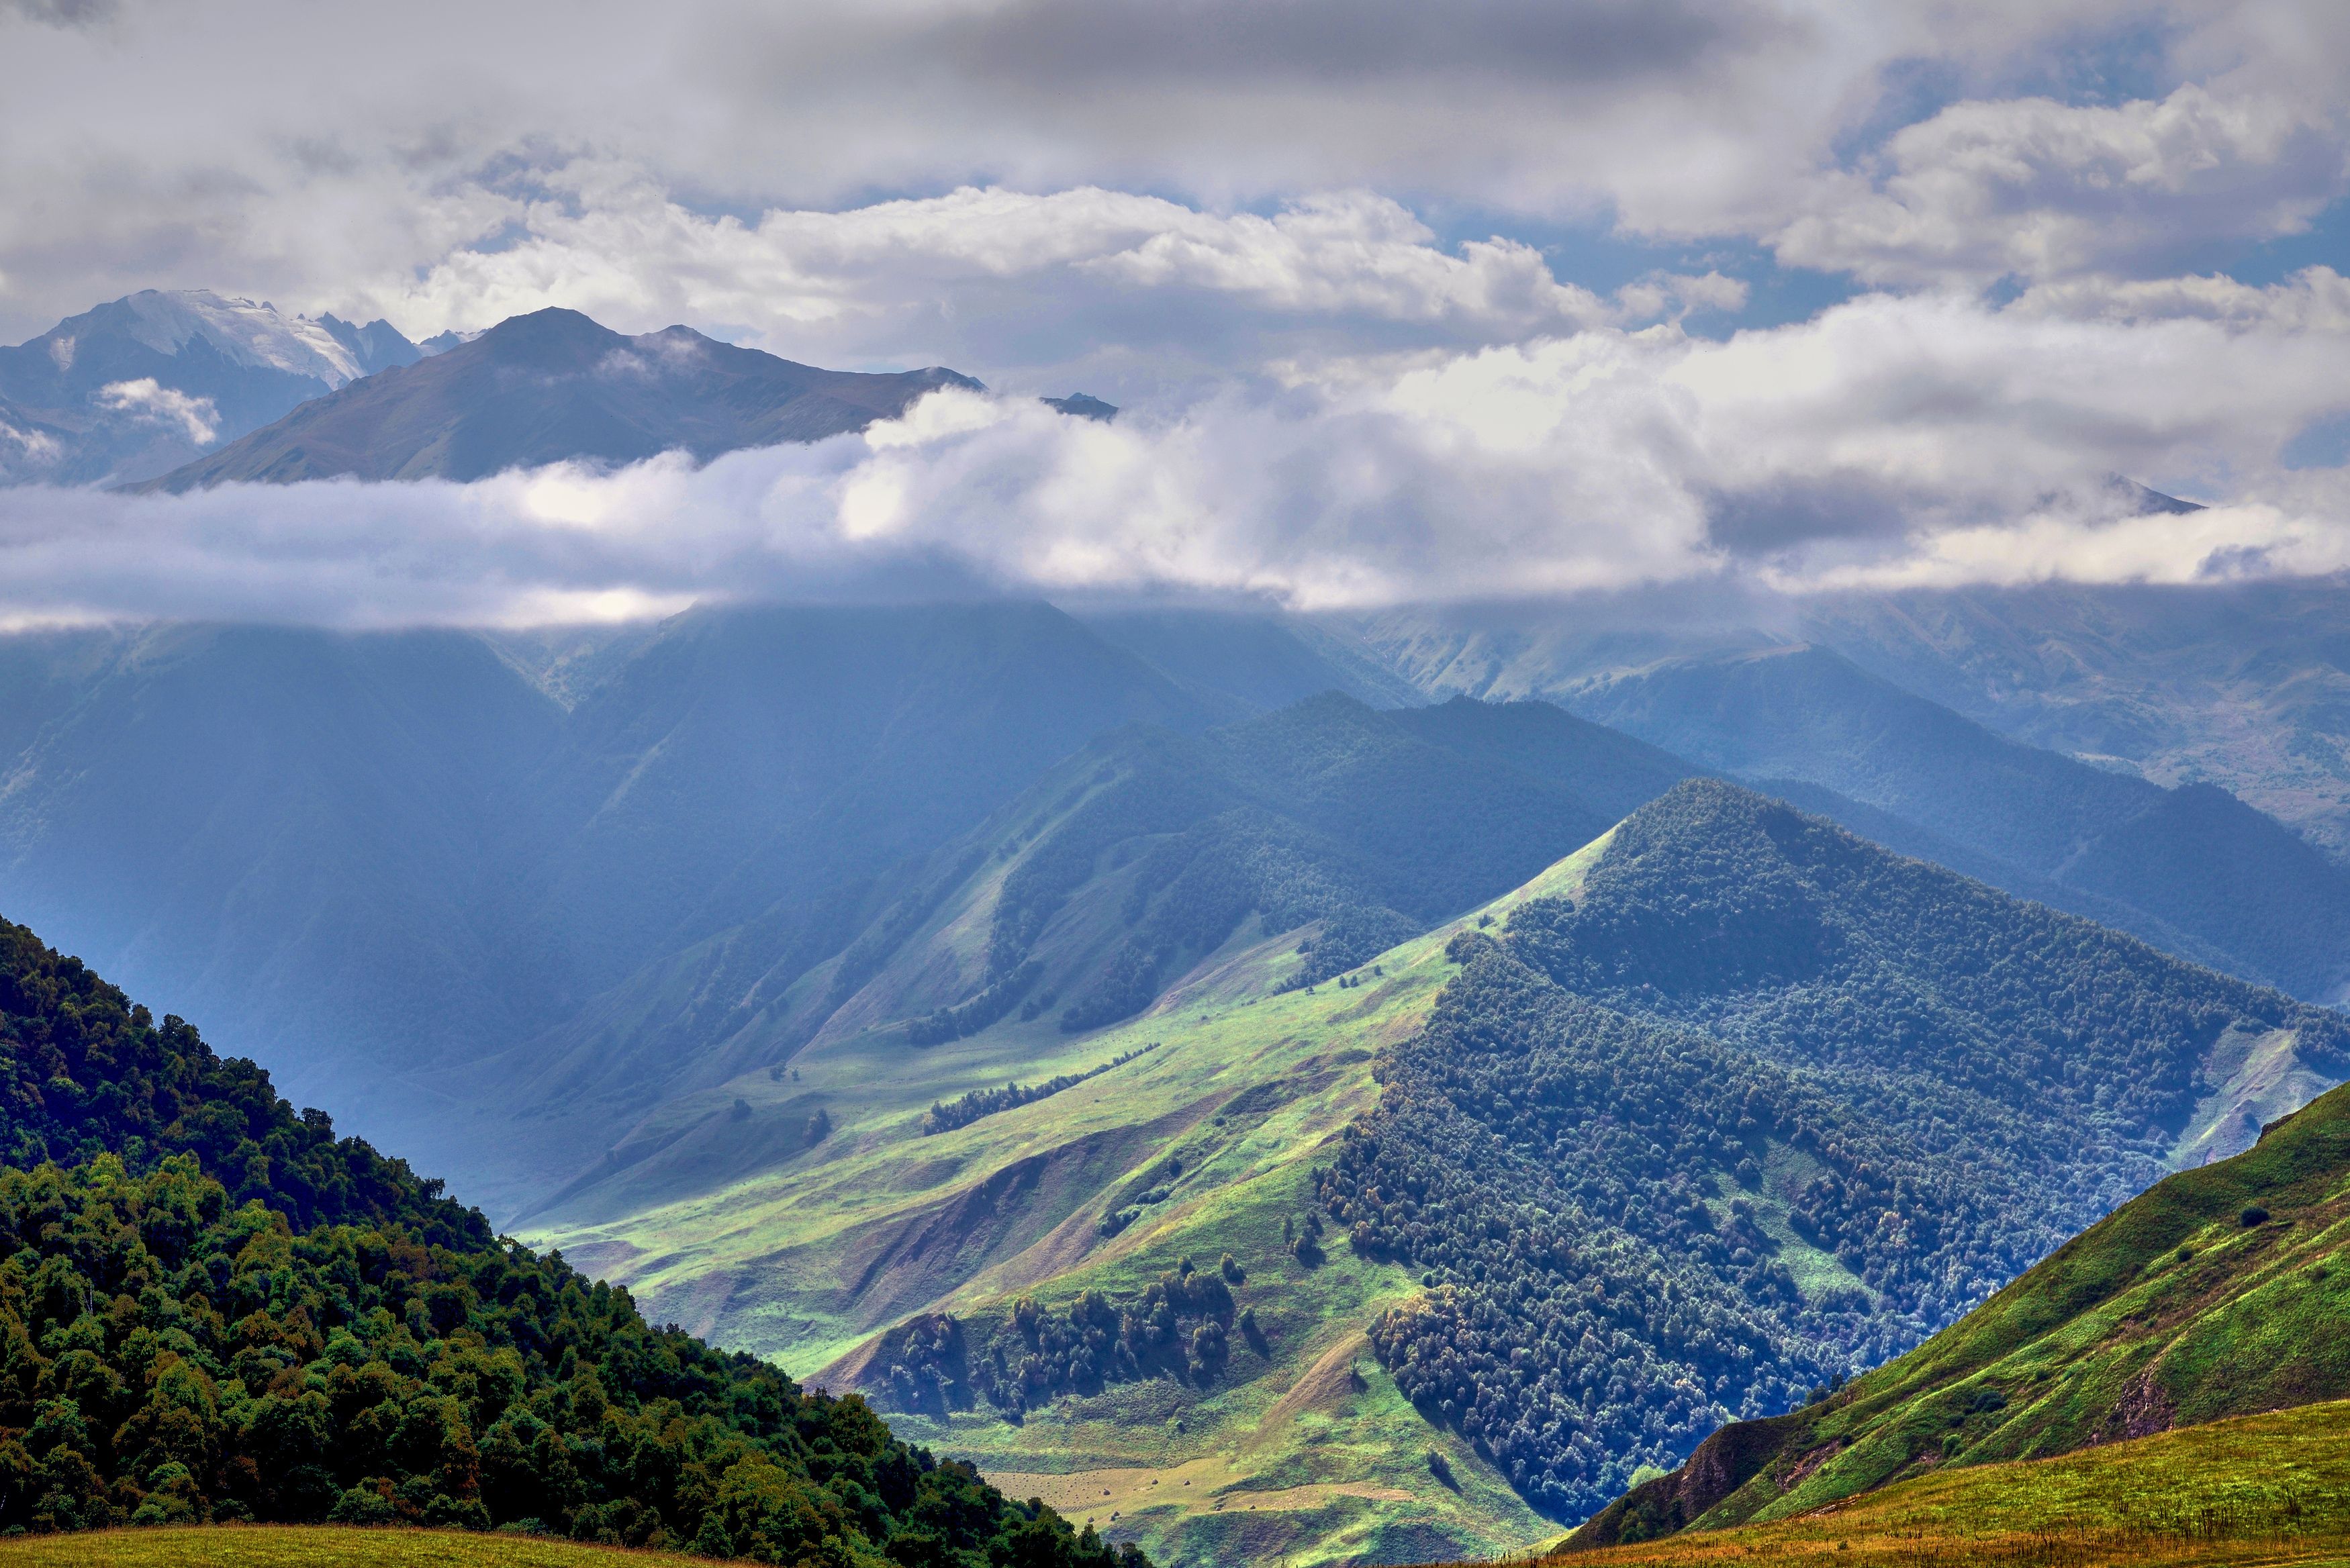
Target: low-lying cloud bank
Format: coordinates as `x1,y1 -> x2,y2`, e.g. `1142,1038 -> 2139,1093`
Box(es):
3,284 -> 2345,628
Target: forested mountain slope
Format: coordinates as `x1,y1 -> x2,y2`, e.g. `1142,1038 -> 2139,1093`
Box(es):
518,692 -> 1695,1230
1568,644 -> 2350,1003
1569,1075 -> 2350,1549
0,918 -> 482,1242
526,779 -> 2348,1557
1319,779 -> 2348,1520
0,914 -> 1140,1564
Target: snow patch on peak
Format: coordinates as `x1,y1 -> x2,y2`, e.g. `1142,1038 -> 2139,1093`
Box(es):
117,289 -> 373,387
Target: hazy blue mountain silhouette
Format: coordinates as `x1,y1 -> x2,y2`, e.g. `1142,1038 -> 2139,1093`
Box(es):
1572,643 -> 2350,1002
0,289 -> 418,485
0,602 -> 1260,1209
135,307 -> 981,489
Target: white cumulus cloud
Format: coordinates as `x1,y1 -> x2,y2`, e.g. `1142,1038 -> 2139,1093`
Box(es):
0,284 -> 2343,627
349,178 -> 1728,395
95,378 -> 221,446
3,0 -> 2343,348
1774,81 -> 2348,285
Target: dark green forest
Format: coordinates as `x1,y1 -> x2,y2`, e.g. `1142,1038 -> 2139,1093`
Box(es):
1319,781 -> 2350,1522
920,1044 -> 1159,1136
0,920 -> 481,1247
869,1263 -> 1247,1420
0,917 -> 1142,1565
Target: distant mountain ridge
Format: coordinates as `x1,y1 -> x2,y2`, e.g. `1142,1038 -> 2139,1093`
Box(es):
1568,644 -> 2350,1005
1335,607 -> 2350,1006
133,306 -> 982,490
1803,578 -> 2350,856
1343,579 -> 2350,879
0,289 -> 420,485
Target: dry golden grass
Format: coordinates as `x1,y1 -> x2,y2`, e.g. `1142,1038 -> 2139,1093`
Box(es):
1500,1402 -> 2350,1568
0,1524 -> 715,1568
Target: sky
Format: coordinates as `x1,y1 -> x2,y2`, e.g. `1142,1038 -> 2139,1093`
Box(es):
0,0 -> 2347,624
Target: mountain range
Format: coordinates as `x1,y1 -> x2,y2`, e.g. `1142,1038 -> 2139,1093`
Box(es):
10,595 -> 2350,1214
5,610 -> 2349,1563
1807,578 -> 2350,856
130,307 -> 982,490
0,603 -> 1268,1212
1356,581 -> 2350,871
506,767 -> 2347,1563
0,289 -> 419,485
6,283 -> 2350,1567
5,671 -> 2345,1561
1,289 -> 1127,493
1350,609 -> 2350,1007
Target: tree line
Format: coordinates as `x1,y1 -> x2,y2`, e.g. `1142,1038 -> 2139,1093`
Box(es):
921,1043 -> 1162,1136
0,916 -> 1150,1565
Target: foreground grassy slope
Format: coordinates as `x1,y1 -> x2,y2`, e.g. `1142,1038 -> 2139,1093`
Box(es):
1570,1076 -> 2350,1548
0,1526 -> 714,1567
1550,1399 -> 2350,1568
529,839 -> 1615,1568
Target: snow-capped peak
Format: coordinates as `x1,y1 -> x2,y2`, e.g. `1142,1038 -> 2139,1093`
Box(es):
113,289 -> 402,388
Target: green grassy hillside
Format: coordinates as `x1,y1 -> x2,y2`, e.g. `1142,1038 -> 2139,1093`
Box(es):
0,1524 -> 716,1567
520,692 -> 1689,1233
528,838 -> 1616,1568
1568,1074 -> 2350,1548
1552,1398 -> 2350,1568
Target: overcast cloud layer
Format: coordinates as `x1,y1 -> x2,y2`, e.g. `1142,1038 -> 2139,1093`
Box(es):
1,0 -> 2347,620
